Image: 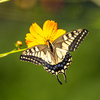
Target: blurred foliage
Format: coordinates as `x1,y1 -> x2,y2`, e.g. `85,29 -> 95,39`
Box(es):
0,0 -> 100,100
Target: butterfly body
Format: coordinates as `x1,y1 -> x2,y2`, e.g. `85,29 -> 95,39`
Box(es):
20,28 -> 89,84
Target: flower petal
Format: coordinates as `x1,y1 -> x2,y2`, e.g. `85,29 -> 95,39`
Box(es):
43,20 -> 57,39
26,41 -> 40,48
52,29 -> 66,41
29,23 -> 43,39
25,33 -> 45,48
26,23 -> 46,48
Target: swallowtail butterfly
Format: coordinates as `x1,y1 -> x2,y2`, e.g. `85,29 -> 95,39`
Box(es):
20,29 -> 88,84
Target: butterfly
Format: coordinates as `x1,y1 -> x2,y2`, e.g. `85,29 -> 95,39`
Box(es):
20,29 -> 88,84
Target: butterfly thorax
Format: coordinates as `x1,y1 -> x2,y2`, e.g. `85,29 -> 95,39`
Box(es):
46,40 -> 58,64
46,40 -> 53,52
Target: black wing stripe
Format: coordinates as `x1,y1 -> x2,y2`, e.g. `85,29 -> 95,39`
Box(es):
69,29 -> 88,51
20,55 -> 43,65
53,29 -> 89,52
20,45 -> 47,65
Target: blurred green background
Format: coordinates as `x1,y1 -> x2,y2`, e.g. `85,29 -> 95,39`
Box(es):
0,0 -> 100,100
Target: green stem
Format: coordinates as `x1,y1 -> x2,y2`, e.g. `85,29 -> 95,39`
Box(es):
0,48 -> 27,58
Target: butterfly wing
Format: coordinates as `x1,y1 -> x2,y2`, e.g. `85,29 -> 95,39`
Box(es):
53,29 -> 89,51
49,29 -> 88,84
20,45 -> 48,65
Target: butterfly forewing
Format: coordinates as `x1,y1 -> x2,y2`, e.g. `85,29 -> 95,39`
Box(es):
53,29 -> 88,51
20,45 -> 48,65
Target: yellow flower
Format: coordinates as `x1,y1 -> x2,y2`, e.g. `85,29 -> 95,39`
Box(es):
25,20 -> 66,48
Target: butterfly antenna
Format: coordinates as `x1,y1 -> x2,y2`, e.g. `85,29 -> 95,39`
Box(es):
56,75 -> 62,85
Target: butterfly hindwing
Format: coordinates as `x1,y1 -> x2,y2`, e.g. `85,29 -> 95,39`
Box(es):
43,49 -> 72,84
53,29 -> 88,51
20,45 -> 48,65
